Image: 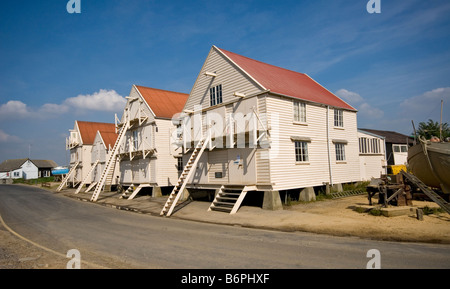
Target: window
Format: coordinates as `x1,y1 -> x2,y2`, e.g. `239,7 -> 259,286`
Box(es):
335,143 -> 346,161
209,84 -> 223,106
293,101 -> 306,123
14,172 -> 20,177
393,144 -> 407,153
295,141 -> 309,162
177,157 -> 183,172
359,137 -> 382,154
334,109 -> 343,127
133,130 -> 139,150
176,124 -> 182,139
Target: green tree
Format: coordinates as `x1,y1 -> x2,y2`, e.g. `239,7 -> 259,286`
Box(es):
416,119 -> 450,139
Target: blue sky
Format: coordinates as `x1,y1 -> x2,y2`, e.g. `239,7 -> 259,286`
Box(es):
1,0 -> 449,166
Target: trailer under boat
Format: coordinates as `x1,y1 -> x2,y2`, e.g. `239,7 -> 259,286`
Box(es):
407,139 -> 450,195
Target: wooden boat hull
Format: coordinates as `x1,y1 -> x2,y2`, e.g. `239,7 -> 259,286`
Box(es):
407,142 -> 450,194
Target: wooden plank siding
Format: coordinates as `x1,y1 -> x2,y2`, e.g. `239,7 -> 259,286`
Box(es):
184,47 -> 263,112
180,46 -> 361,191
154,118 -> 180,186
118,85 -> 185,187
266,95 -> 360,191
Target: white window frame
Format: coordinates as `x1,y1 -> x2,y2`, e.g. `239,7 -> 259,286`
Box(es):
209,84 -> 223,106
335,143 -> 346,161
393,144 -> 408,153
359,137 -> 382,154
133,130 -> 139,151
177,157 -> 183,172
293,101 -> 306,123
295,141 -> 309,163
334,109 -> 344,127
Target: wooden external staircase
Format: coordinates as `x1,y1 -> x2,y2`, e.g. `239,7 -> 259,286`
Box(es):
74,159 -> 99,194
56,161 -> 79,192
90,117 -> 129,202
160,137 -> 211,217
401,170 -> 450,214
208,185 -> 252,214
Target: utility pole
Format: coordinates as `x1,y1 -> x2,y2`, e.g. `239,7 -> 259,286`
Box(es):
439,99 -> 443,141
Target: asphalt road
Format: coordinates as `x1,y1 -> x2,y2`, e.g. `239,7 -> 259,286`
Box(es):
1,184 -> 449,269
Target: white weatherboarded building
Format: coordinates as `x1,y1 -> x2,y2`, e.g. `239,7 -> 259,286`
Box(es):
73,129 -> 120,194
59,121 -> 117,191
0,159 -> 39,180
89,85 -> 189,201
91,130 -> 120,185
162,46 -> 361,216
358,130 -> 386,181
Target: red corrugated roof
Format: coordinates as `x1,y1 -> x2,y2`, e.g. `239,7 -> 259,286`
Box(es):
216,47 -> 356,111
99,131 -> 119,149
77,121 -> 116,145
135,85 -> 189,119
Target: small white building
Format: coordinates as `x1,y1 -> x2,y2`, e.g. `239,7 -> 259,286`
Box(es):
90,85 -> 189,200
74,129 -> 120,194
91,130 -> 120,185
358,130 -> 386,181
0,159 -> 39,180
359,128 -> 414,166
65,121 -> 117,188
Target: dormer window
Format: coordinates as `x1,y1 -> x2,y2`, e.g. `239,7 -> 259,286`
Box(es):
210,84 -> 223,106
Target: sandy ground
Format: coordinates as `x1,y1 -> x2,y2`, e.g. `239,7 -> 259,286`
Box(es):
175,194 -> 450,244
1,184 -> 449,269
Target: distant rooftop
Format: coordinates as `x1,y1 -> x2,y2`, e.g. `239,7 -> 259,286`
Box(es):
359,128 -> 413,144
0,158 -> 58,172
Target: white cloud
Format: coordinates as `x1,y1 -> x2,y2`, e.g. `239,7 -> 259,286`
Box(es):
335,89 -> 384,119
400,87 -> 450,115
0,129 -> 20,143
358,103 -> 384,119
0,89 -> 126,120
335,89 -> 364,104
38,103 -> 69,115
0,100 -> 30,118
64,89 -> 126,112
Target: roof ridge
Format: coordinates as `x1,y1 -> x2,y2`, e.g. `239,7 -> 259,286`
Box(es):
76,120 -> 115,125
216,46 -> 307,76
135,85 -> 188,95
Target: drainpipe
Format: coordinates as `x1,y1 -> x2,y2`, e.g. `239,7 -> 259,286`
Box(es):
326,106 -> 333,186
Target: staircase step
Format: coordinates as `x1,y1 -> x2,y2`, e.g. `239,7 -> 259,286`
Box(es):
213,201 -> 235,207
217,196 -> 239,201
220,192 -> 241,196
210,206 -> 232,213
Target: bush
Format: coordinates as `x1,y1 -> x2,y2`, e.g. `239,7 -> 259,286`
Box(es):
422,206 -> 444,215
12,177 -> 55,185
369,209 -> 382,216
